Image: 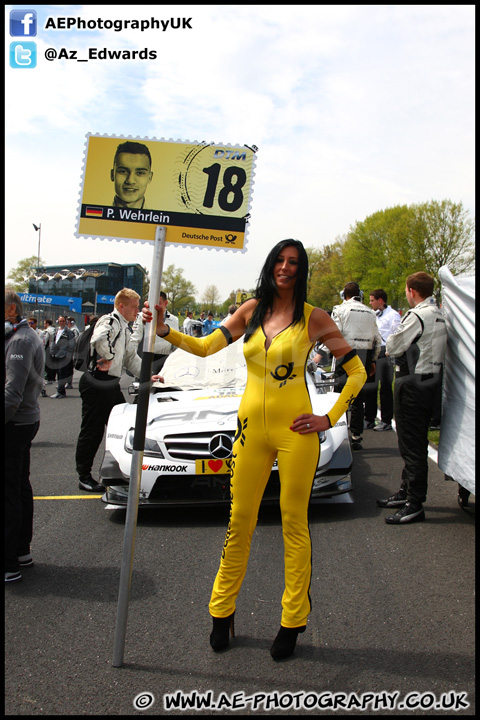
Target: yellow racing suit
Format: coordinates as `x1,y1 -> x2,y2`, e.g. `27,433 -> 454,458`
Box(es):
165,303 -> 366,627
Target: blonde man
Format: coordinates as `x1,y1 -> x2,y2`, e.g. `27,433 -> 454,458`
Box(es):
131,291 -> 179,375
75,288 -> 143,492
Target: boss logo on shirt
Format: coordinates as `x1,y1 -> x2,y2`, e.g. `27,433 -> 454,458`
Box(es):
10,354 -> 24,360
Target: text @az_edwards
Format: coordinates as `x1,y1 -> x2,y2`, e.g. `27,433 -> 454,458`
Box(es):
45,47 -> 159,61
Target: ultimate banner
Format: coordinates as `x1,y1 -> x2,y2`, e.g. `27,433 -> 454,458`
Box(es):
75,134 -> 257,250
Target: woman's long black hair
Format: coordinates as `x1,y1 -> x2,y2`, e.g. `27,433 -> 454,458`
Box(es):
245,239 -> 309,342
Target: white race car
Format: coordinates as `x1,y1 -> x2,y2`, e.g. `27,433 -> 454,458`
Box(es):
100,339 -> 353,508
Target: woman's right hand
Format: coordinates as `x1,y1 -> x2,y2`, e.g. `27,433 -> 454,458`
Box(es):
142,301 -> 167,336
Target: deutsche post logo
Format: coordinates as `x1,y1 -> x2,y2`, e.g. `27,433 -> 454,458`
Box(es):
270,362 -> 296,388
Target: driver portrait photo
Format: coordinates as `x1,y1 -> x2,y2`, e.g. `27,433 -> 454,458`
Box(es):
110,141 -> 153,209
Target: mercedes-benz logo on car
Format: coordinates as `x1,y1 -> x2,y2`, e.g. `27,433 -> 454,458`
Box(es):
209,433 -> 233,459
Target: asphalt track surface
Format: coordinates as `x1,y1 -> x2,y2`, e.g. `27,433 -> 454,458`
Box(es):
5,371 -> 475,716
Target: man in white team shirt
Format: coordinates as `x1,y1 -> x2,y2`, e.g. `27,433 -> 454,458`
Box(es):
182,311 -> 194,335
364,289 -> 401,431
330,282 -> 381,450
131,291 -> 179,375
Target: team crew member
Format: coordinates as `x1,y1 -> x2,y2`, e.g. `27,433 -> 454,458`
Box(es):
330,282 -> 381,450
221,304 -> 237,325
143,240 -> 366,660
182,311 -> 194,335
75,288 -> 143,492
41,318 -> 56,387
131,291 -> 179,375
5,289 -> 45,583
49,316 -> 75,399
365,289 -> 401,430
378,272 -> 447,524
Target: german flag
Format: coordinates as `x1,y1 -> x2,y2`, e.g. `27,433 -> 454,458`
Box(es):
85,206 -> 103,217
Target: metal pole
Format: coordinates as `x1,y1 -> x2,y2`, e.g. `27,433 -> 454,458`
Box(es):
112,226 -> 166,668
34,223 -> 41,313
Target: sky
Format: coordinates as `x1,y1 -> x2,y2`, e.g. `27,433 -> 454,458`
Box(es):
5,4 -> 475,303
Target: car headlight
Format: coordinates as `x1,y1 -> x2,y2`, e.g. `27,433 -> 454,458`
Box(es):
124,429 -> 165,458
319,431 -> 327,444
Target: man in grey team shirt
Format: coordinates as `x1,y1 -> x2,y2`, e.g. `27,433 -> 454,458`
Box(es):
5,289 -> 45,583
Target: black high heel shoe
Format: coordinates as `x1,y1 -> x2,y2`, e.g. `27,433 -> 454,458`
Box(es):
209,613 -> 235,651
270,625 -> 306,660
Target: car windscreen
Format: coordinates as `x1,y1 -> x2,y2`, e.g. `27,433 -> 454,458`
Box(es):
154,337 -> 247,391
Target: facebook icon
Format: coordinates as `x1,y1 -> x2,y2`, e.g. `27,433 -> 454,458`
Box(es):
10,10 -> 37,37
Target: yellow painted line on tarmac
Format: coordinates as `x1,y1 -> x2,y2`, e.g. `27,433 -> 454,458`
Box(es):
34,495 -> 103,500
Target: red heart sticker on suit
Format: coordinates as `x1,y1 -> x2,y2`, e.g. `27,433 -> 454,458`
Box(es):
208,460 -> 223,473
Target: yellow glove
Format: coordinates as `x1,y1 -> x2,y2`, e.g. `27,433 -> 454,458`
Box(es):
326,352 -> 367,428
161,326 -> 231,358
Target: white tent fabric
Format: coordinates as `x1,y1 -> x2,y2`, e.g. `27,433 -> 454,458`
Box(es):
438,266 -> 475,494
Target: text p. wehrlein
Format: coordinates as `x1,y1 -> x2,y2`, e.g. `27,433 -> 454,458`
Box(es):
106,208 -> 170,223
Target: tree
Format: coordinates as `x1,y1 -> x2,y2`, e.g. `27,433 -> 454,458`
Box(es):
6,256 -> 45,292
343,200 -> 475,308
160,264 -> 196,316
201,285 -> 221,314
303,199 -> 475,312
307,239 -> 348,311
218,291 -> 237,317
413,200 -> 475,287
343,205 -> 421,310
